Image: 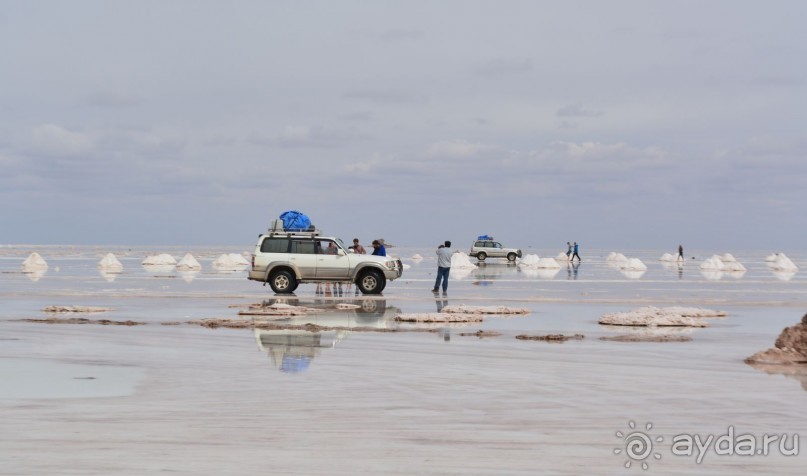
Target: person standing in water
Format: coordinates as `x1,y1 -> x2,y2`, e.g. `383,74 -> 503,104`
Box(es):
677,244 -> 684,261
571,242 -> 581,262
432,241 -> 452,294
566,242 -> 572,260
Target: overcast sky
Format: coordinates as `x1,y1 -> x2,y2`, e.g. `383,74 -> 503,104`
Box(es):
1,1 -> 805,251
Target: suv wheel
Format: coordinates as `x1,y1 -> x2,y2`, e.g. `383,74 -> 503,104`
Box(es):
357,269 -> 385,295
507,252 -> 517,262
268,269 -> 296,294
477,252 -> 487,261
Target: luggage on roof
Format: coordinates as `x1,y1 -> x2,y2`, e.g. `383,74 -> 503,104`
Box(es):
279,211 -> 314,232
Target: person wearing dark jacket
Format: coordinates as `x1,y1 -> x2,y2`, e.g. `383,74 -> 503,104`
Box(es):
371,240 -> 386,257
571,242 -> 581,261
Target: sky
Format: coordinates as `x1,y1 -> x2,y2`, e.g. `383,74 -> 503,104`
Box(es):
1,1 -> 805,250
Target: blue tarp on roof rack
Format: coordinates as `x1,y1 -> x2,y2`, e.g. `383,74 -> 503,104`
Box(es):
279,211 -> 312,231
477,235 -> 493,240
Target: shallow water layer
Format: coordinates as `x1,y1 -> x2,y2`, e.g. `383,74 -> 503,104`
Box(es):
1,246 -> 805,474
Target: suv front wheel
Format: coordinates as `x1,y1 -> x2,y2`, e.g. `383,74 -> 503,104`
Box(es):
268,269 -> 297,294
507,252 -> 517,262
476,252 -> 487,261
357,269 -> 385,295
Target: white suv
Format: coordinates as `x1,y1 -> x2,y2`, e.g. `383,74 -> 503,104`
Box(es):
469,238 -> 522,262
248,230 -> 403,294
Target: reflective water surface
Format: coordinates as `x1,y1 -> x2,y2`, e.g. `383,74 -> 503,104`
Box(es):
1,245 -> 806,474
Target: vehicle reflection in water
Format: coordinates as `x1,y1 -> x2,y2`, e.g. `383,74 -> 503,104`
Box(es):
253,296 -> 401,373
472,262 -> 519,284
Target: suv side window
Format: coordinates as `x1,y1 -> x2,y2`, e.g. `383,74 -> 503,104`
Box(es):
261,237 -> 290,253
494,242 -> 502,249
290,240 -> 317,254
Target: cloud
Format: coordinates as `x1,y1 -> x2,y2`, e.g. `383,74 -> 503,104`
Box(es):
340,111 -> 375,122
556,103 -> 604,117
84,90 -> 141,108
248,125 -> 361,149
473,58 -> 533,77
30,124 -> 94,157
425,139 -> 498,159
343,90 -> 427,105
523,141 -> 671,172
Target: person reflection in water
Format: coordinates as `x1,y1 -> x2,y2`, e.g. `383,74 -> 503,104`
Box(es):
567,261 -> 580,280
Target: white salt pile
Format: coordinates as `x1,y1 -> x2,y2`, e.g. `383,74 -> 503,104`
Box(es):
556,252 -> 570,261
98,253 -> 123,272
402,263 -> 411,270
700,254 -> 746,272
411,254 -> 423,261
176,253 -> 202,271
599,306 -> 722,327
22,252 -> 48,271
768,254 -> 798,272
213,253 -> 250,270
620,258 -> 647,271
518,255 -> 560,269
440,305 -> 530,315
535,258 -> 561,269
699,257 -> 724,270
659,253 -> 676,262
765,253 -> 779,262
606,252 -> 629,263
394,313 -> 483,323
142,254 -> 177,266
722,261 -> 746,272
518,254 -> 541,266
450,252 -> 477,269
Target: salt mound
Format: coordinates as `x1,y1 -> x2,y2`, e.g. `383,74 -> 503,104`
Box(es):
599,306 -> 713,327
607,252 -> 629,263
450,252 -> 477,269
441,305 -> 530,315
142,254 -> 177,266
535,258 -> 561,269
723,261 -> 746,272
518,254 -> 541,266
22,252 -> 48,270
659,253 -> 675,262
411,254 -> 423,261
98,253 -> 123,272
770,254 -> 798,272
556,252 -> 569,261
402,263 -> 411,270
176,253 -> 202,271
765,253 -> 779,262
213,253 -> 250,269
620,258 -> 647,271
699,257 -> 725,270
722,253 -> 737,262
394,313 -> 483,323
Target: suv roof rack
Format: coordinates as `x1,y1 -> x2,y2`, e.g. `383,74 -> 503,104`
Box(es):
265,229 -> 321,238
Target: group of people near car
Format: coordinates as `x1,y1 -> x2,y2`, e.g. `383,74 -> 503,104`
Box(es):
348,238 -> 386,256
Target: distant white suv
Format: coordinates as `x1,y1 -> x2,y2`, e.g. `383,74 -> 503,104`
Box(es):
469,237 -> 522,262
248,230 -> 403,294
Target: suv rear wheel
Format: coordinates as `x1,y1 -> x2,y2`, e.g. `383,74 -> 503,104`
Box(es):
268,269 -> 297,294
477,251 -> 487,261
507,252 -> 517,262
357,269 -> 385,295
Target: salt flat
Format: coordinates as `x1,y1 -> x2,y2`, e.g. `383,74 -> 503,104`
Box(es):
0,245 -> 805,475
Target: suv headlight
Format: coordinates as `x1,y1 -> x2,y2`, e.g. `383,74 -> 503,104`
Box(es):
385,260 -> 397,270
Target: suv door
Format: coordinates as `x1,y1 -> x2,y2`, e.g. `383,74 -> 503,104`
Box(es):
315,239 -> 351,279
289,239 -> 318,277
